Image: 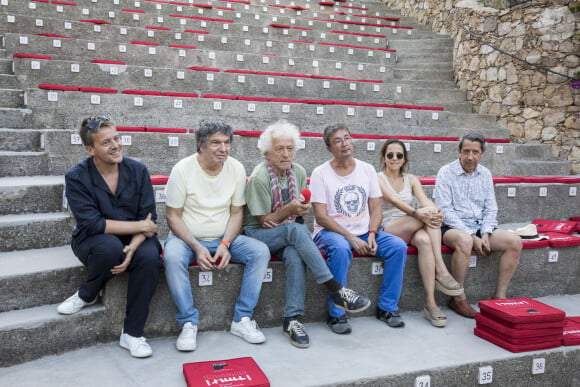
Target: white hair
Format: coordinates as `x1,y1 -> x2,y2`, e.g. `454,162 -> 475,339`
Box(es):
258,120 -> 300,154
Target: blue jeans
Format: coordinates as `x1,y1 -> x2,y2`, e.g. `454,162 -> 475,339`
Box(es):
314,229 -> 407,318
244,222 -> 333,317
162,234 -> 270,327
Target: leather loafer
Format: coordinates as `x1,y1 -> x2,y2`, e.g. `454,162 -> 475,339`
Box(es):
448,298 -> 476,319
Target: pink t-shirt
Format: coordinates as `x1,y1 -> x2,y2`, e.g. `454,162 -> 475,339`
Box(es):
310,159 -> 381,237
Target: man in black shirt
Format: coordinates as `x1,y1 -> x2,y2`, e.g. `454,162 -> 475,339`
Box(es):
57,116 -> 161,358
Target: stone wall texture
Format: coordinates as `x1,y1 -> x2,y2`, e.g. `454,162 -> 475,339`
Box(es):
383,0 -> 580,173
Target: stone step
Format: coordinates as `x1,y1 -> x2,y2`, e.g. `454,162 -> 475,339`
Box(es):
0,212 -> 74,251
0,150 -> 49,176
0,303 -> 106,367
0,74 -> 20,89
394,67 -> 454,81
78,243 -> 580,336
509,160 -> 571,176
10,58 -> 468,107
0,58 -> 11,74
0,107 -> 33,129
0,0 -> 423,37
26,90 -> 502,137
2,32 -> 399,68
0,128 -> 42,152
0,13 -> 405,52
1,174 -> 577,244
0,245 -> 83,312
1,240 -> 579,367
0,87 -> 24,107
2,296 -> 579,385
11,47 -> 398,84
0,175 -> 65,215
388,37 -> 453,51
41,132 -> 545,179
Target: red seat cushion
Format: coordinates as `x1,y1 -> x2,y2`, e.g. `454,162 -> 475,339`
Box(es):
201,94 -> 237,100
419,177 -> 436,185
91,59 -> 126,65
116,126 -> 146,132
79,87 -> 117,93
146,127 -> 188,133
522,239 -> 549,249
150,175 -> 169,185
163,92 -> 199,98
545,232 -> 580,247
13,53 -> 52,60
38,84 -> 79,91
532,219 -> 577,234
122,90 -> 163,96
492,176 -> 522,184
553,176 -> 580,184
520,176 -> 557,183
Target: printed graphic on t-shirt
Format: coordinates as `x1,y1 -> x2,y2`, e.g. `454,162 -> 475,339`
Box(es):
334,184 -> 367,221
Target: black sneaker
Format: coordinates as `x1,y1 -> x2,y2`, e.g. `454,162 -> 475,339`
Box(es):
376,307 -> 405,328
283,318 -> 310,348
330,287 -> 371,313
326,315 -> 352,334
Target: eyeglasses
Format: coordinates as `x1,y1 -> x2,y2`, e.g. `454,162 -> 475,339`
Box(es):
86,116 -> 110,130
386,152 -> 404,160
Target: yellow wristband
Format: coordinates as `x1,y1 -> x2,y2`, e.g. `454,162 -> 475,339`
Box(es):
219,240 -> 230,248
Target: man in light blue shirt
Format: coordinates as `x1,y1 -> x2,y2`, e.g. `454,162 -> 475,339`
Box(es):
434,133 -> 522,319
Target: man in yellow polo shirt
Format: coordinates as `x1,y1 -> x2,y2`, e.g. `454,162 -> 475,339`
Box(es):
163,119 -> 270,352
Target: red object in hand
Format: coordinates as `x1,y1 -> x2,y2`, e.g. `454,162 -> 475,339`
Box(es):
300,189 -> 311,204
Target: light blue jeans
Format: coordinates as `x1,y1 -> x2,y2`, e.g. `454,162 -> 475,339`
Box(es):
244,222 -> 334,317
314,229 -> 407,318
163,234 -> 270,327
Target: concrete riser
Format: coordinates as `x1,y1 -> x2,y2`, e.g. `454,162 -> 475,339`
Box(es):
0,152 -> 49,176
24,90 -> 501,135
332,351 -> 580,387
0,217 -> 74,251
2,244 -> 579,368
0,306 -> 107,368
11,59 -> 467,104
40,132 -> 561,178
100,247 -> 580,338
0,2 -> 431,39
0,183 -> 63,215
0,129 -> 41,151
0,266 -> 84,312
0,108 -> 32,129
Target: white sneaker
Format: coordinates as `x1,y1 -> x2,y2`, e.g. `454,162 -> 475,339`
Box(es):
230,317 -> 266,344
176,322 -> 197,352
57,291 -> 97,315
120,331 -> 153,358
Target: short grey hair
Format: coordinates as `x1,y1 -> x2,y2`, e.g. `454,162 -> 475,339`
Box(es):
458,132 -> 486,152
195,119 -> 233,152
323,122 -> 350,147
258,120 -> 300,154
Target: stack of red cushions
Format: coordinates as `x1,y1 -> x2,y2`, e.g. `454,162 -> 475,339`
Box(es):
532,218 -> 580,247
474,298 -> 565,352
563,316 -> 580,346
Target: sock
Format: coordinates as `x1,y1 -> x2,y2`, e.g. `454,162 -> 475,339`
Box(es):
323,278 -> 343,293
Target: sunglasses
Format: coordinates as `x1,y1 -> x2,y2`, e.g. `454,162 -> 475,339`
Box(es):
86,116 -> 110,130
386,152 -> 404,160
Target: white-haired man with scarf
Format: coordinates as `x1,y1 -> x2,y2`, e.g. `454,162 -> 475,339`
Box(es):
243,120 -> 370,349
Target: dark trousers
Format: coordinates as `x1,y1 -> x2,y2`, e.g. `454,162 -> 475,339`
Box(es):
72,234 -> 161,337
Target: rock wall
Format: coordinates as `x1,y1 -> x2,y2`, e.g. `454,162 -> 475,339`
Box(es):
383,0 -> 580,173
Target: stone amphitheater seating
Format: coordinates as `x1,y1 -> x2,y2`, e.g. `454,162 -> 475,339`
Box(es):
1,0 -> 579,382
